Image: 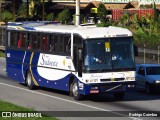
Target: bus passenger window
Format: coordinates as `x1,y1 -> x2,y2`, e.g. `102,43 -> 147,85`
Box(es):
66,37 -> 71,53
54,37 -> 58,52
49,35 -> 54,52
28,43 -> 32,49
31,34 -> 37,49
38,34 -> 45,50
10,32 -> 18,47
45,34 -> 49,51
21,33 -> 27,48
18,33 -> 22,48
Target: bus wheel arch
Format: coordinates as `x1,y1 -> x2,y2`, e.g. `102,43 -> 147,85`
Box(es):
69,77 -> 84,101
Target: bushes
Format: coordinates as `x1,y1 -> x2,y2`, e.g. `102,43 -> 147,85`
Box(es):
46,13 -> 55,21
0,10 -> 13,23
115,11 -> 160,49
57,8 -> 70,24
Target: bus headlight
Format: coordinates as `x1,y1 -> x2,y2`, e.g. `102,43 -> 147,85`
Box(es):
125,77 -> 135,81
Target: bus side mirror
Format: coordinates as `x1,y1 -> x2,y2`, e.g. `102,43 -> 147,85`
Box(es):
134,45 -> 138,56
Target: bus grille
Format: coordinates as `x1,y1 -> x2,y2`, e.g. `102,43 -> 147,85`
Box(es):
100,78 -> 124,82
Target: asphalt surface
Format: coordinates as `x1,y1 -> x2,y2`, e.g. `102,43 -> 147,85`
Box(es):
0,57 -> 160,120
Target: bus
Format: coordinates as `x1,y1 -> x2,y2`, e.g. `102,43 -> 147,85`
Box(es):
6,22 -> 136,100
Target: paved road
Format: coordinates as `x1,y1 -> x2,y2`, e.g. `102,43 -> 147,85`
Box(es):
0,58 -> 160,120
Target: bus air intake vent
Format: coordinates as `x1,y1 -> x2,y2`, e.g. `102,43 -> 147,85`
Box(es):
100,78 -> 124,82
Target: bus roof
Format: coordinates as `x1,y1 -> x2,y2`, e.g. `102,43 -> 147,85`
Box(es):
7,22 -> 132,39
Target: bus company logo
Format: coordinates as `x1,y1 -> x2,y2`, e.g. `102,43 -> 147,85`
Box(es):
40,54 -> 58,67
90,74 -> 103,78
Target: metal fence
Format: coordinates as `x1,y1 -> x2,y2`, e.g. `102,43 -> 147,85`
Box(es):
0,26 -> 6,50
138,44 -> 160,64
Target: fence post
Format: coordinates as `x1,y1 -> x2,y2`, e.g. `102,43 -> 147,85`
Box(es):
158,46 -> 160,64
144,44 -> 146,64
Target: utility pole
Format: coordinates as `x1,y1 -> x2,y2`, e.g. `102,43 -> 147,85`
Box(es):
75,0 -> 80,26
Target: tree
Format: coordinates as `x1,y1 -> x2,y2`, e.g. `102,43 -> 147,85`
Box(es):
17,3 -> 27,18
57,8 -> 70,24
46,13 -> 55,21
153,2 -> 158,23
97,3 -> 107,24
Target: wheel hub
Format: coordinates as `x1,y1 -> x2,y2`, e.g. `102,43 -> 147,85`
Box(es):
72,83 -> 78,97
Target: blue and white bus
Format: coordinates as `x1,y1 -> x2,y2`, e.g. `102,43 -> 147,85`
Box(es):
6,22 -> 136,100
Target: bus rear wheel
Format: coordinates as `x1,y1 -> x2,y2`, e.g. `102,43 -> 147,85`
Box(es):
26,71 -> 35,90
70,80 -> 83,101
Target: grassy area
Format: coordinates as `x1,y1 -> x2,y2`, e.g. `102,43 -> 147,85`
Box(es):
0,100 -> 58,120
0,51 -> 5,58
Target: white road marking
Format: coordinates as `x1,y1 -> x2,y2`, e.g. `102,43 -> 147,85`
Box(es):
0,82 -> 142,120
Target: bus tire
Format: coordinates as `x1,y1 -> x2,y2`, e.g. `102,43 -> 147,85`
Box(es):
71,80 -> 83,101
114,92 -> 125,100
26,71 -> 35,90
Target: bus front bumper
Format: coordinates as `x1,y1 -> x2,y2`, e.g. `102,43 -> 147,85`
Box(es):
79,81 -> 136,95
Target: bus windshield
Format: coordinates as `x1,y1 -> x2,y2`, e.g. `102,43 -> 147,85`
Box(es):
84,37 -> 135,72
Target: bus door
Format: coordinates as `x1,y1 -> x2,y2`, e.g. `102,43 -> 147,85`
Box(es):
73,36 -> 83,77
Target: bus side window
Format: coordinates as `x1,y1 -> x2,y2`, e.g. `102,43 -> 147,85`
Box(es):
27,33 -> 32,49
63,36 -> 71,53
18,33 -> 27,48
21,33 -> 27,48
10,32 -> 18,47
45,34 -> 49,51
31,34 -> 37,49
17,33 -> 22,48
38,34 -> 45,50
54,36 -> 58,52
49,35 -> 54,52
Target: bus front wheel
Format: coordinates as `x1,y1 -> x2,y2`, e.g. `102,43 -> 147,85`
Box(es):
70,80 -> 83,101
26,71 -> 35,90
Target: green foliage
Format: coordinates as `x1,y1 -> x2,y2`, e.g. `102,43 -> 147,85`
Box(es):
153,2 -> 158,23
57,9 -> 70,24
119,12 -> 131,27
46,13 -> 55,21
97,3 -> 107,23
97,19 -> 113,27
17,3 -> 27,18
0,51 -> 5,58
0,10 -> 13,23
112,11 -> 160,49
